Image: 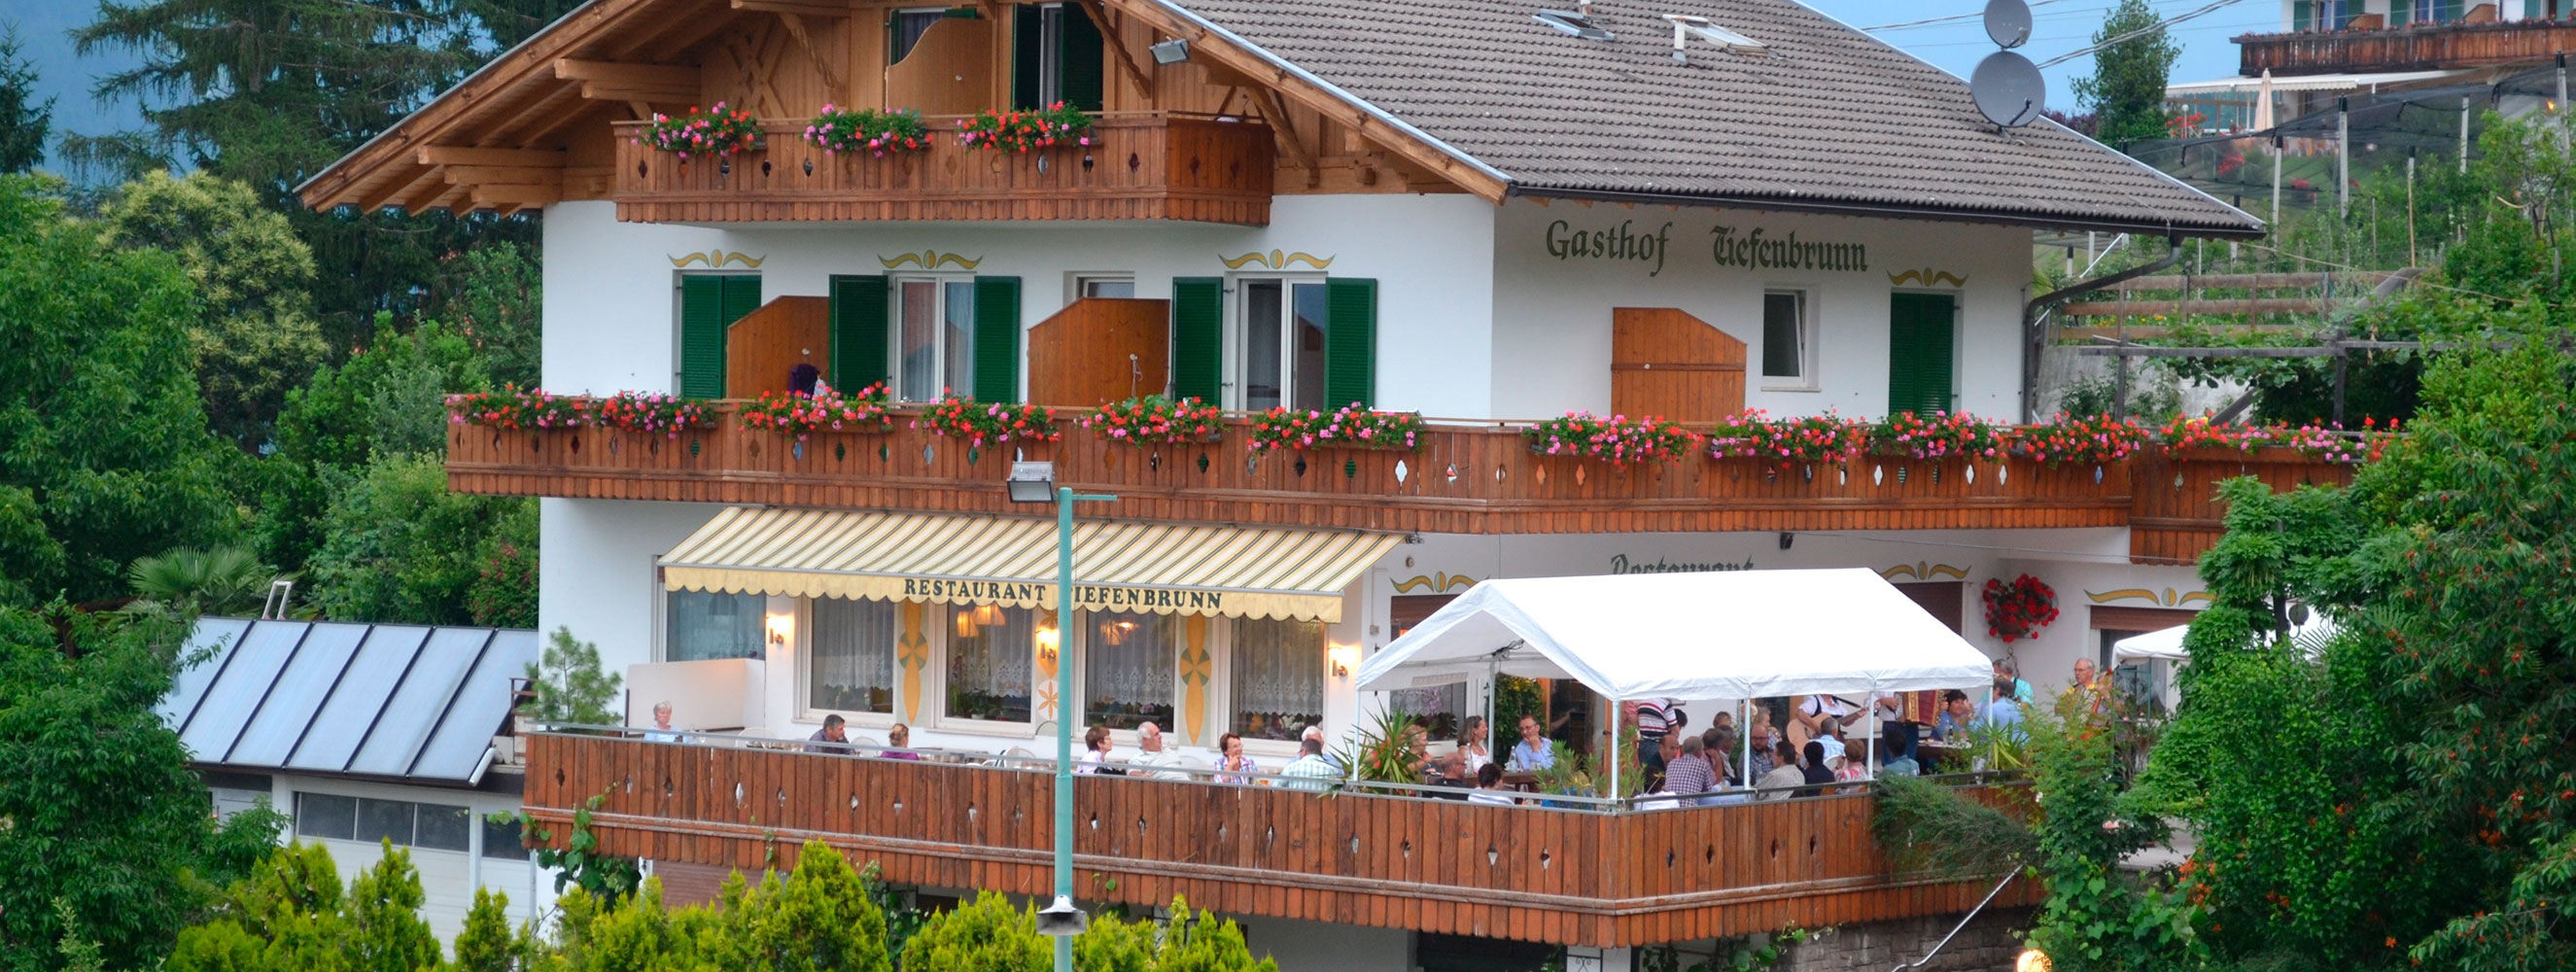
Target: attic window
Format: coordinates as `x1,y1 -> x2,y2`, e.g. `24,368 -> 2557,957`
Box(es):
1664,14 -> 1765,63
1534,10 -> 1615,40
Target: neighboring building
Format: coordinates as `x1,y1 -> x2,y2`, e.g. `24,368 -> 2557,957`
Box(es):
303,0 -> 2315,967
2168,0 -> 2574,131
160,618 -> 556,943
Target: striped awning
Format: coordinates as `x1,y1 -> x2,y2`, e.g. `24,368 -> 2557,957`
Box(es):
659,507 -> 1400,622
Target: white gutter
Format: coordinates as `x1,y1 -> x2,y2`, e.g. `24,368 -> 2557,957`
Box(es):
1145,0 -> 1514,190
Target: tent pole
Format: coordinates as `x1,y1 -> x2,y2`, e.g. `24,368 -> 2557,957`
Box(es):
1485,657 -> 1498,771
1607,696 -> 1622,810
1740,699 -> 1752,789
1866,686 -> 1879,777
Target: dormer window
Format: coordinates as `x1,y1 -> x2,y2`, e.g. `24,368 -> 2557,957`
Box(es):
1665,14 -> 1765,63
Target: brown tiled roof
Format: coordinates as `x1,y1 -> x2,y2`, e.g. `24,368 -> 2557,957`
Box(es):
1159,0 -> 2264,237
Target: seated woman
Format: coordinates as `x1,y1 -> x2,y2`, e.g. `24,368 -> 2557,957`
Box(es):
1835,739 -> 1870,791
788,363 -> 820,397
1074,726 -> 1116,775
1466,761 -> 1516,806
1211,732 -> 1257,784
882,723 -> 923,760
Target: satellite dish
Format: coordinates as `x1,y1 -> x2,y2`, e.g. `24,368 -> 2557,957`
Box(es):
1970,51 -> 2046,127
1984,0 -> 2033,49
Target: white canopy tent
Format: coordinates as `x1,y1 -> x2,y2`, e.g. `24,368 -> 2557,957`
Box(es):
1356,568 -> 1994,790
2111,611 -> 2339,663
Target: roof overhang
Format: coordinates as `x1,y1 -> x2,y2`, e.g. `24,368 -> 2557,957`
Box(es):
2167,69 -> 2470,96
1504,184 -> 2266,241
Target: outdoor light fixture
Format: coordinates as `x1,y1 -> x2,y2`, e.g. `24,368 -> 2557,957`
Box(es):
1007,461 -> 1058,503
2014,949 -> 2053,972
1035,626 -> 1061,664
1149,38 -> 1190,65
765,612 -> 795,646
1778,531 -> 1794,550
1034,896 -> 1089,936
1328,642 -> 1357,678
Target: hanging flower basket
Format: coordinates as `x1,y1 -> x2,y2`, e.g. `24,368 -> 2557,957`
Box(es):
1707,408 -> 1863,469
914,396 -> 1061,447
956,102 -> 1094,153
1081,395 -> 1225,446
1983,573 -> 2058,642
1245,404 -> 1423,452
1866,411 -> 2005,462
2012,413 -> 2148,468
1521,411 -> 1701,465
805,104 -> 931,156
636,102 -> 760,157
593,392 -> 715,438
741,384 -> 892,440
448,385 -> 587,431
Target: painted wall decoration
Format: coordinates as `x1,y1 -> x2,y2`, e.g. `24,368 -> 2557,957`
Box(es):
1220,249 -> 1334,270
1390,573 -> 1478,593
897,603 -> 928,724
1178,615 -> 1212,746
1887,268 -> 1969,287
1709,224 -> 1869,272
879,250 -> 983,270
669,249 -> 765,268
2085,587 -> 2213,608
1879,562 -> 1971,581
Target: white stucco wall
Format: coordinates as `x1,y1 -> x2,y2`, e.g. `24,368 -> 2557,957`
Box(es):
1487,199 -> 2032,421
538,195 -> 1497,414
537,498 -> 726,676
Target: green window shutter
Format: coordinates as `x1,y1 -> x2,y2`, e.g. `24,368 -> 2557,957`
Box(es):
972,276 -> 1022,402
720,275 -> 762,329
1058,5 -> 1105,112
830,275 -> 890,392
1169,277 -> 1224,402
1323,278 -> 1377,409
1011,5 -> 1043,110
1887,293 -> 1956,417
679,276 -> 726,399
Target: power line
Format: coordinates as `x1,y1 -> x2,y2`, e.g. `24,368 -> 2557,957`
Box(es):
1861,0 -> 2087,32
2035,0 -> 2248,68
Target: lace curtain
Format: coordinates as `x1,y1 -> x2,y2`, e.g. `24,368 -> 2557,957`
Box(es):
810,597 -> 896,713
666,590 -> 764,661
946,605 -> 1033,723
1230,617 -> 1323,741
1085,611 -> 1174,730
1387,682 -> 1466,742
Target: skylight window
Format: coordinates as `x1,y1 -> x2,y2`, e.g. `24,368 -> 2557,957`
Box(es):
1663,14 -> 1765,63
1534,10 -> 1616,41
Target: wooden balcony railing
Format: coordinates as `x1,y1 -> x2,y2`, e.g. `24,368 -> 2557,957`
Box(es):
523,732 -> 2036,946
2237,18 -> 2576,75
610,113 -> 1274,225
446,404 -> 2163,538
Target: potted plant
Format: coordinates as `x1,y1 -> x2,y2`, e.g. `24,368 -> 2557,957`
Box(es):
1522,411 -> 1701,466
1866,411 -> 2006,462
805,104 -> 931,156
448,385 -> 587,431
592,392 -> 715,438
956,102 -> 1094,153
913,395 -> 1061,447
740,383 -> 892,439
1982,573 -> 2058,642
1708,408 -> 1863,469
635,101 -> 761,158
1244,404 -> 1423,452
2011,413 -> 2148,468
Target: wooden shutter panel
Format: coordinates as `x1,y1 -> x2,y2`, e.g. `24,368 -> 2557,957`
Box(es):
1324,278 -> 1377,409
830,275 -> 890,392
1887,293 -> 1956,416
1011,5 -> 1043,109
1057,5 -> 1105,112
972,276 -> 1022,401
679,276 -> 727,399
1169,278 -> 1223,402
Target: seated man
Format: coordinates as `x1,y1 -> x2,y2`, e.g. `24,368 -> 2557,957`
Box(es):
1877,736 -> 1919,777
882,723 -> 923,760
1130,722 -> 1189,780
1754,740 -> 1805,800
1507,714 -> 1555,772
1662,735 -> 1716,796
1279,736 -> 1339,793
805,713 -> 851,753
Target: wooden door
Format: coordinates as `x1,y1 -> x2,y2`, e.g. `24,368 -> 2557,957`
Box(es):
1610,307 -> 1745,422
1026,297 -> 1170,407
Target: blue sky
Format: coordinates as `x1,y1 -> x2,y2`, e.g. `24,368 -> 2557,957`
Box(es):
8,0 -> 2277,173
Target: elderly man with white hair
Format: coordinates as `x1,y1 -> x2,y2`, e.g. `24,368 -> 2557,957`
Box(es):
1130,722 -> 1191,781
1299,723 -> 1342,770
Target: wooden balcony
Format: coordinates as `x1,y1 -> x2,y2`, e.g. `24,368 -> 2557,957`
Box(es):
523,732 -> 2036,946
2237,18 -> 2576,75
2128,446 -> 2354,565
610,113 -> 1274,225
445,404 -> 2153,538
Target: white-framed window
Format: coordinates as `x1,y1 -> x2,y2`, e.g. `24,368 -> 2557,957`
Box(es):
893,277 -> 976,403
665,589 -> 766,662
1229,277 -> 1330,411
809,596 -> 899,716
1226,616 -> 1325,744
941,604 -> 1041,730
1072,273 -> 1135,299
1082,610 -> 1177,731
890,7 -> 949,63
294,792 -> 472,852
1759,288 -> 1818,391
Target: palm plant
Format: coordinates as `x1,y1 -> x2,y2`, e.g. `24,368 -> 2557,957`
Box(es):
125,545 -> 279,616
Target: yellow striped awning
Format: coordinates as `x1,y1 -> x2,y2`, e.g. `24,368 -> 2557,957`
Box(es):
659,507 -> 1401,623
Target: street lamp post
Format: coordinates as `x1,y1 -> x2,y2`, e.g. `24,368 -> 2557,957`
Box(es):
1009,463 -> 1114,972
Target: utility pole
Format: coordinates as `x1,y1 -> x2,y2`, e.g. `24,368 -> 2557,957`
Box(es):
2337,96 -> 2350,218
2271,132 -> 2282,229
2459,95 -> 2471,175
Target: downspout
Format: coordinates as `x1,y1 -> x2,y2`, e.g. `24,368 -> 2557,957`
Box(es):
2021,236 -> 2180,422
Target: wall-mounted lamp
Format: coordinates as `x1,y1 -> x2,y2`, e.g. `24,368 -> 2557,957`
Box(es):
1328,642 -> 1358,679
1777,531 -> 1794,550
1036,625 -> 1062,664
1149,38 -> 1191,65
765,612 -> 795,646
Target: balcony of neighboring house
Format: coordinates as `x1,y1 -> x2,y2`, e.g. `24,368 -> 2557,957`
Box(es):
609,111 -> 1275,225
2238,5 -> 2576,76
519,728 -> 2039,946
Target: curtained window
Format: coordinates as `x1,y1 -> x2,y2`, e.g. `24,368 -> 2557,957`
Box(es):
810,597 -> 897,714
1084,611 -> 1174,731
666,590 -> 765,661
1229,617 -> 1324,742
946,605 -> 1034,723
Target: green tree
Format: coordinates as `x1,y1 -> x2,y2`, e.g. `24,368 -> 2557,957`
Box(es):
0,605 -> 283,972
1148,899 -> 1277,972
0,173 -> 239,607
427,241 -> 542,389
0,25 -> 52,175
524,627 -> 621,725
303,453 -> 536,625
96,171 -> 330,446
449,888 -> 524,972
2071,0 -> 2178,149
897,891 -> 1051,972
255,319 -> 492,574
344,847 -> 439,972
705,844 -> 893,972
